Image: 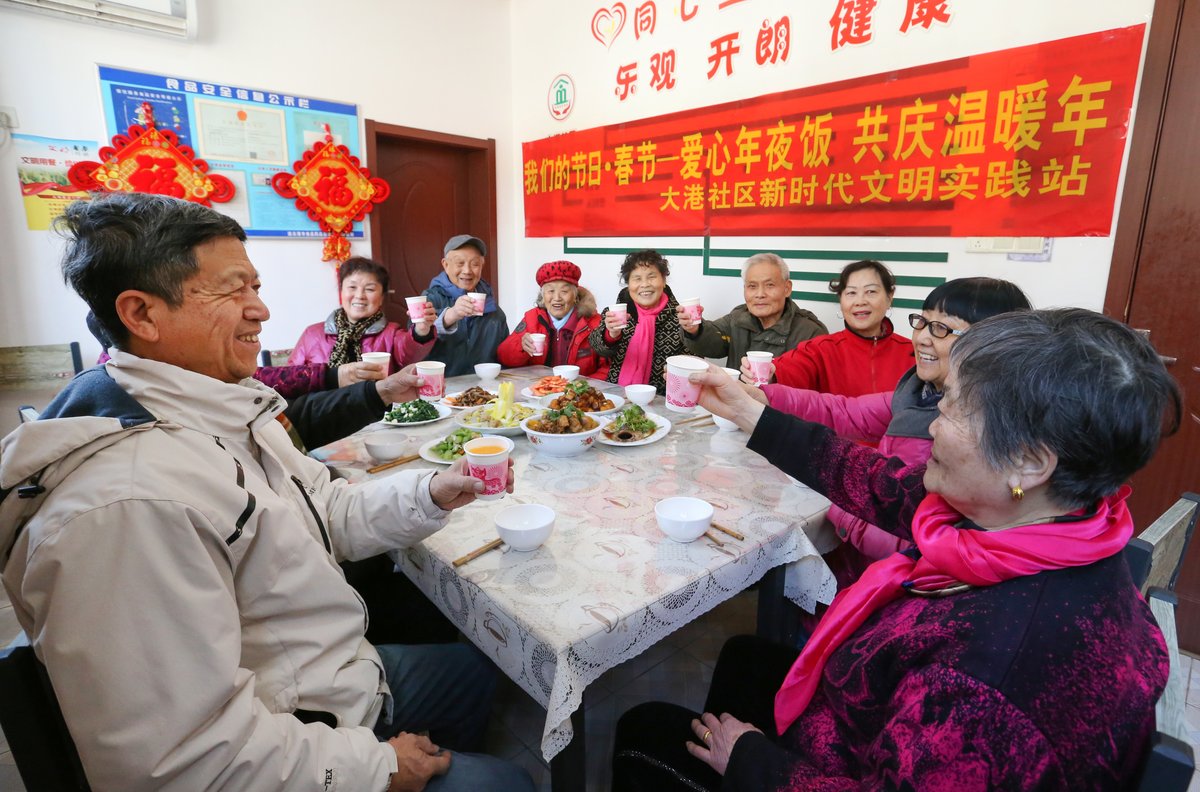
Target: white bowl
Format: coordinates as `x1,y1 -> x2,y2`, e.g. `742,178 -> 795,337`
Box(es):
495,503 -> 555,551
625,384 -> 656,406
364,433 -> 409,462
474,363 -> 501,380
712,413 -> 739,432
520,415 -> 605,456
654,496 -> 714,543
552,365 -> 581,381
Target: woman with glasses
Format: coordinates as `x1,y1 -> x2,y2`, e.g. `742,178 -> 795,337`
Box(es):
747,277 -> 1031,575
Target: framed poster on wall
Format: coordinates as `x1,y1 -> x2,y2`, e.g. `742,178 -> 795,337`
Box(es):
97,65 -> 361,239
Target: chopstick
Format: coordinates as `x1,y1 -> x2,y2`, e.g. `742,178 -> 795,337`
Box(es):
366,453 -> 421,474
452,538 -> 504,568
711,522 -> 745,541
675,414 -> 714,427
704,530 -> 725,547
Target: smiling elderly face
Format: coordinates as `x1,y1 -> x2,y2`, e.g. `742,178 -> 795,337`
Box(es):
541,280 -> 578,319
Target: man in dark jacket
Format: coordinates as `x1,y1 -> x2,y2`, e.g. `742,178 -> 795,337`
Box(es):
425,235 -> 509,376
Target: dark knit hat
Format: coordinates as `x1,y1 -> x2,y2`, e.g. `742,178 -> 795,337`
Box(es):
536,260 -> 581,287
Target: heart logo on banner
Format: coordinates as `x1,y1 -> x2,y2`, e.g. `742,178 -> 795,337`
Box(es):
591,3 -> 627,49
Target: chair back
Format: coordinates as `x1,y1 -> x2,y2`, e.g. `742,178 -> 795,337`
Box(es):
1137,589 -> 1195,790
1133,494 -> 1200,595
18,405 -> 41,424
0,640 -> 91,791
0,343 -> 83,390
259,348 -> 294,368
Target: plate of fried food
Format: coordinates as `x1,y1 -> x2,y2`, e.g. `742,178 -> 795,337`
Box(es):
540,380 -> 625,416
455,382 -> 538,435
597,404 -> 672,447
521,375 -> 571,399
441,386 -> 498,410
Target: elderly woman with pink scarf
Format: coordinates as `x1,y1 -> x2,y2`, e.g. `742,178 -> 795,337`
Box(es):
612,308 -> 1180,791
588,249 -> 687,394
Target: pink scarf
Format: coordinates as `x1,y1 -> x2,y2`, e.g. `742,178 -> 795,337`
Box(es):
774,486 -> 1135,734
618,293 -> 668,387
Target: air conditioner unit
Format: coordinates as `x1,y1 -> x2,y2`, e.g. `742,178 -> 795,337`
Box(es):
0,0 -> 196,39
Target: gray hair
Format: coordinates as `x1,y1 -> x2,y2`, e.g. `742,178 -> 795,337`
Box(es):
57,193 -> 246,348
535,282 -> 579,309
949,308 -> 1181,509
741,252 -> 791,282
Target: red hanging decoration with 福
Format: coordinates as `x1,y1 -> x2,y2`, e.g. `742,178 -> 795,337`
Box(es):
68,102 -> 235,206
271,124 -> 390,262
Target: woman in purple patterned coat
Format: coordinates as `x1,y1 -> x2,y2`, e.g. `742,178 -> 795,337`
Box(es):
613,308 -> 1182,791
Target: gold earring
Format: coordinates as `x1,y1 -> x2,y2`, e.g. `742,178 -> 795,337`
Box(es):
1011,485 -> 1024,501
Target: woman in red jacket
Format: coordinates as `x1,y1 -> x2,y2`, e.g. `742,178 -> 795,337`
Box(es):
497,260 -> 608,377
764,260 -> 913,397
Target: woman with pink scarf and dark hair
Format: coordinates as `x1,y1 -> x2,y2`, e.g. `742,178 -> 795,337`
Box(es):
588,249 -> 687,394
613,308 -> 1181,791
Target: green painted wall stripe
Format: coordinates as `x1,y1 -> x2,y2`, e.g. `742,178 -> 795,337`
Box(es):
559,237 -> 944,305
563,237 -> 948,263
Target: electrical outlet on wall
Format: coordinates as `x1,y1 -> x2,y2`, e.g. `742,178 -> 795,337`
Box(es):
0,106 -> 19,129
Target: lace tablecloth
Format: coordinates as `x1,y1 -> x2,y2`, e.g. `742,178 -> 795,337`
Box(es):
310,367 -> 835,761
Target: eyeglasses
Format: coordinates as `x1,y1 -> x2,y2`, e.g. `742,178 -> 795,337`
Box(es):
909,313 -> 966,339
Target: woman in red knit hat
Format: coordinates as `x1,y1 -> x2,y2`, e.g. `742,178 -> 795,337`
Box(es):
497,260 -> 609,376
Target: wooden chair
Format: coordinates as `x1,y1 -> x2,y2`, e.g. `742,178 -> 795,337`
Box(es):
0,636 -> 91,791
1137,589 -> 1195,790
1125,493 -> 1200,594
259,348 -> 294,368
0,342 -> 83,389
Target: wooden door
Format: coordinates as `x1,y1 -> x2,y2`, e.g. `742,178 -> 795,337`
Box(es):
364,121 -> 497,323
1105,0 -> 1200,648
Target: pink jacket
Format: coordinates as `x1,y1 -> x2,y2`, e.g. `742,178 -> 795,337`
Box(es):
287,312 -> 433,370
763,378 -> 932,562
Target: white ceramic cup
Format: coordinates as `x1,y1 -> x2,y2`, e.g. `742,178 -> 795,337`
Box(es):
405,296 -> 428,323
463,435 -> 514,501
528,333 -> 547,356
608,304 -> 628,329
679,297 -> 702,325
746,351 -> 773,386
467,292 -> 487,314
415,360 -> 446,401
663,355 -> 709,412
360,352 -> 391,377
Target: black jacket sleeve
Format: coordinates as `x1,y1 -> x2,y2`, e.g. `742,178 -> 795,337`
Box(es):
284,381 -> 385,450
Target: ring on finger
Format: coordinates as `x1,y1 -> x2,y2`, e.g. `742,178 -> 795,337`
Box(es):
702,729 -> 712,743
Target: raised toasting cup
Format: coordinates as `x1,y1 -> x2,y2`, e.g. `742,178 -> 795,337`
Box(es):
746,351 -> 773,387
468,292 -> 487,314
679,297 -> 703,326
463,435 -> 514,501
608,304 -> 628,330
360,352 -> 391,377
528,333 -> 547,356
664,355 -> 709,413
416,360 -> 446,401
405,296 -> 428,323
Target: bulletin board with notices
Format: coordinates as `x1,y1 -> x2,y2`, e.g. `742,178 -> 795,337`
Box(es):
97,65 -> 362,238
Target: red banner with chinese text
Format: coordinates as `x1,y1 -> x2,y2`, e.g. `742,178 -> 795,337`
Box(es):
522,25 -> 1144,238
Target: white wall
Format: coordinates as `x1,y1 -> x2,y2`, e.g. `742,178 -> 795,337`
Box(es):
0,0 -> 515,361
506,0 -> 1157,334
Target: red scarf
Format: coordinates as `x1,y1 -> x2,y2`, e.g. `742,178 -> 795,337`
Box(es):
774,486 -> 1135,734
617,293 -> 667,387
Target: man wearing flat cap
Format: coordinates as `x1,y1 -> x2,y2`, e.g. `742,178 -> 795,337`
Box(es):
424,234 -> 509,376
497,260 -> 608,377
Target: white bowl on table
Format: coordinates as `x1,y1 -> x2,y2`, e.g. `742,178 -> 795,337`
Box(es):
711,413 -> 739,432
655,496 -> 714,543
625,384 -> 656,406
519,415 -> 605,456
474,363 -> 501,381
552,365 -> 580,381
363,433 -> 409,462
495,503 -> 555,551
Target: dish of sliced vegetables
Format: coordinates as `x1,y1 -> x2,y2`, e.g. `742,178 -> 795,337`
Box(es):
455,382 -> 537,435
419,428 -> 482,464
